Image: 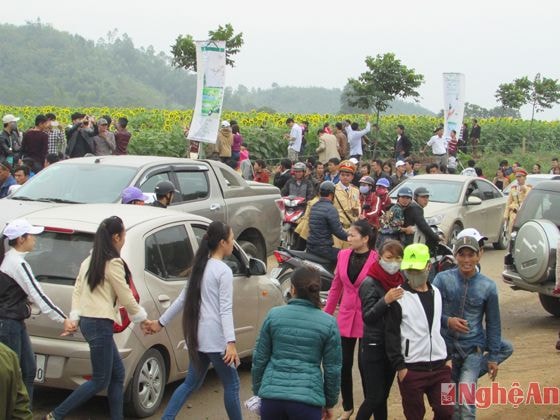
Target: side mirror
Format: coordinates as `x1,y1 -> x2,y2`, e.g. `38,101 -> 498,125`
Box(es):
248,258 -> 267,276
466,196 -> 482,205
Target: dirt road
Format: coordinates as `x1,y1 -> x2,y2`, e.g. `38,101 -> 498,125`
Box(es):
33,248 -> 560,419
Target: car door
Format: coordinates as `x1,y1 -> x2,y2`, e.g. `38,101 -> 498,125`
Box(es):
475,180 -> 506,241
137,168 -> 172,203
462,180 -> 488,235
143,223 -> 194,373
189,224 -> 259,358
171,167 -> 227,223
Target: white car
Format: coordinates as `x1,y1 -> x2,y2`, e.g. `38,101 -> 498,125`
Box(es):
390,175 -> 508,248
24,204 -> 283,417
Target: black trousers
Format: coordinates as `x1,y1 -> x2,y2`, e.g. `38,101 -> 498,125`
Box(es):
356,343 -> 395,420
340,336 -> 364,411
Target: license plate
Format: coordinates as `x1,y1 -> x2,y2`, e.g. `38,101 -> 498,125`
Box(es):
270,267 -> 282,279
34,354 -> 46,383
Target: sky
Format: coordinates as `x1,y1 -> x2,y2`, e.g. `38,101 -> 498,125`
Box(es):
5,0 -> 559,119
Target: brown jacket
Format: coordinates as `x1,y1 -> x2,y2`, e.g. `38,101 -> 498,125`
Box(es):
334,129 -> 349,159
217,128 -> 233,158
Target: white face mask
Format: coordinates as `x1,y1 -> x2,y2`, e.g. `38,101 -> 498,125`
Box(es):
405,269 -> 429,288
379,258 -> 401,275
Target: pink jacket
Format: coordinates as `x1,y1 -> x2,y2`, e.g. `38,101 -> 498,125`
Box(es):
324,248 -> 378,338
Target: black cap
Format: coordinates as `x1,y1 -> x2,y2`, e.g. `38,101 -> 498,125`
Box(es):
414,187 -> 430,197
154,180 -> 178,196
319,181 -> 336,195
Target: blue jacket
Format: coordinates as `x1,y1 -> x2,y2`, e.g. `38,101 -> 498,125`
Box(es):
432,268 -> 502,362
0,175 -> 16,199
251,299 -> 342,408
306,198 -> 347,250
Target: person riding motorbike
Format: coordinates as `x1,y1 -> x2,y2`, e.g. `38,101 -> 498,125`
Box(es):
307,181 -> 349,264
402,186 -> 442,255
281,162 -> 315,203
359,177 -> 392,230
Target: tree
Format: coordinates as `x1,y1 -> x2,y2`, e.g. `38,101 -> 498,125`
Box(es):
496,74 -> 560,140
171,23 -> 244,72
345,53 -> 424,124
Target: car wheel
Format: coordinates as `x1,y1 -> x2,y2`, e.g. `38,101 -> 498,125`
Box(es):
125,348 -> 167,418
239,240 -> 262,260
279,271 -> 293,303
493,220 -> 509,250
448,223 -> 463,248
538,293 -> 560,317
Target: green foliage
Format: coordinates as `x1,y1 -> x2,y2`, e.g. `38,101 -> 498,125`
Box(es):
346,53 -> 425,123
496,74 -> 560,112
171,23 -> 244,72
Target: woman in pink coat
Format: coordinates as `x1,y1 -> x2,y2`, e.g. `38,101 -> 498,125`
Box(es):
324,219 -> 378,420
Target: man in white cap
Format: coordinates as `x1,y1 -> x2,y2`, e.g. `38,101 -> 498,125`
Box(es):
217,120 -> 233,164
0,219 -> 76,402
432,236 -> 513,419
0,114 -> 22,165
392,160 -> 407,187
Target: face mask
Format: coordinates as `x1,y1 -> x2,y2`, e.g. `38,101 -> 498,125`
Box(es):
405,269 -> 428,288
359,185 -> 370,194
376,187 -> 388,196
379,258 -> 400,275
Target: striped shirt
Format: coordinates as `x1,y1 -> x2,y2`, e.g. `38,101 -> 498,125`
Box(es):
0,249 -> 66,323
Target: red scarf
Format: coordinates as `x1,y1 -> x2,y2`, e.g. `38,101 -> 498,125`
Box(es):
367,260 -> 404,292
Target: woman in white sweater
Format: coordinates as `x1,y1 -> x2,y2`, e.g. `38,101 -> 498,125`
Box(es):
148,221 -> 241,420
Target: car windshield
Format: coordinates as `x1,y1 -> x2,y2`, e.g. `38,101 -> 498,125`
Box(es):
390,179 -> 463,204
11,164 -> 137,203
514,189 -> 560,228
26,230 -> 94,285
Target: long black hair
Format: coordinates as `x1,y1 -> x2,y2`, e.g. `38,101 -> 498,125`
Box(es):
183,221 -> 232,370
291,267 -> 321,309
86,216 -> 126,292
0,235 -> 24,266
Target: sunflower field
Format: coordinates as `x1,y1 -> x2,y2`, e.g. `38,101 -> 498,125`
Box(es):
2,105 -> 560,165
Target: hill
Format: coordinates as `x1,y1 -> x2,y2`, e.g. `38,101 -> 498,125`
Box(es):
0,22 -> 435,115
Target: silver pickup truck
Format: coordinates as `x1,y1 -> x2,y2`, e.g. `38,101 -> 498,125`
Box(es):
3,156 -> 281,260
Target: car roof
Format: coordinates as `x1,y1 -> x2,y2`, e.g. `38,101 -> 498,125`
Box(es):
24,203 -> 210,233
532,180 -> 560,192
53,155 -> 210,169
399,174 -> 479,182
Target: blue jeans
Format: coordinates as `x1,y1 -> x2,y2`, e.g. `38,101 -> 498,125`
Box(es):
451,339 -> 513,419
261,398 -> 322,420
162,351 -> 241,420
53,317 -> 125,420
0,318 -> 36,403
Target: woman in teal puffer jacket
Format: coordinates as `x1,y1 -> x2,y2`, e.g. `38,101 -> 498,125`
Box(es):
252,267 -> 342,420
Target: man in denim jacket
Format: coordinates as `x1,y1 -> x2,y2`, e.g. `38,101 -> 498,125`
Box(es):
433,236 -> 513,419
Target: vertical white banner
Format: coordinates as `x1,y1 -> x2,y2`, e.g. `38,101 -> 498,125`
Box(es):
187,40 -> 226,144
443,73 -> 466,139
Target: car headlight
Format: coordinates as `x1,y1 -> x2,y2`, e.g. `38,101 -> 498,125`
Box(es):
425,214 -> 445,226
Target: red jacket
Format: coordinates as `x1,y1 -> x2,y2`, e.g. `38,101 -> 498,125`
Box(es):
324,248 -> 378,338
254,169 -> 270,184
360,193 -> 392,229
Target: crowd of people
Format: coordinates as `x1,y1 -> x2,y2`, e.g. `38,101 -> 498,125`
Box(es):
0,111 -> 556,419
0,112 -> 132,198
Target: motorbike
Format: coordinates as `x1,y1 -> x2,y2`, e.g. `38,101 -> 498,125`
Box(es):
271,247 -> 334,303
275,196 -> 306,249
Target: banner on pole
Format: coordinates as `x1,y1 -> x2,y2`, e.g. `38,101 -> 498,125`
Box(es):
442,73 -> 466,140
187,40 -> 226,144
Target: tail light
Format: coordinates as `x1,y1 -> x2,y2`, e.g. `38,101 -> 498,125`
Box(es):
273,250 -> 291,264
113,275 -> 140,333
275,198 -> 285,212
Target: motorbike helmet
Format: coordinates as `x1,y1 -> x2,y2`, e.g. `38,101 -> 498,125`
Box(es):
319,181 -> 336,196
375,178 -> 391,189
397,186 -> 413,198
414,186 -> 430,197
359,176 -> 375,186
293,162 -> 306,172
154,180 -> 178,196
